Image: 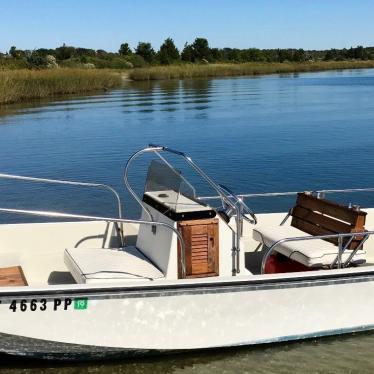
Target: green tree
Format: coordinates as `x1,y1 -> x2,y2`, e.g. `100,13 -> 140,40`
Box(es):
119,43 -> 132,56
27,51 -> 47,67
293,49 -> 306,62
157,38 -> 179,64
135,42 -> 155,63
96,49 -> 108,58
354,46 -> 365,59
75,48 -> 95,57
9,46 -> 21,58
191,38 -> 211,61
226,48 -> 241,62
55,43 -> 75,60
210,48 -> 224,61
181,43 -> 194,62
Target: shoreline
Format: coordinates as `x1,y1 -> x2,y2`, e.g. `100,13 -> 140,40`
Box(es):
128,61 -> 374,81
1,61 -> 374,105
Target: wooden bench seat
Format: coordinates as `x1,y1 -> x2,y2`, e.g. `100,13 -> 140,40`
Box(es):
0,266 -> 28,287
291,192 -> 367,249
252,192 -> 367,270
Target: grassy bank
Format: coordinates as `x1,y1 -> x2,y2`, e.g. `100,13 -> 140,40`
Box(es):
129,60 -> 374,80
0,69 -> 122,105
2,60 -> 374,105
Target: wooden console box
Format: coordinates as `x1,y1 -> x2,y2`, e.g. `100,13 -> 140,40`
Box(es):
178,218 -> 219,278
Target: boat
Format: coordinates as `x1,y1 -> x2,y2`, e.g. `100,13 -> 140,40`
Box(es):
1,144 -> 374,361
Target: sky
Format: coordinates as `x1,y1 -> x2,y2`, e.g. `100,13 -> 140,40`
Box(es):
1,0 -> 373,53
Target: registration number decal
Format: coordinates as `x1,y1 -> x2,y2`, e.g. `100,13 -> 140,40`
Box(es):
4,298 -> 89,312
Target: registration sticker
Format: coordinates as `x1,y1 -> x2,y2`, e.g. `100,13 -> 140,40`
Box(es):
74,298 -> 88,310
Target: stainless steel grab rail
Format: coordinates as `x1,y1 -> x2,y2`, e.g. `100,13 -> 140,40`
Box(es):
124,145 -> 239,221
0,173 -> 124,244
200,187 -> 374,201
0,173 -> 123,218
260,230 -> 373,275
0,206 -> 186,279
123,144 -> 245,275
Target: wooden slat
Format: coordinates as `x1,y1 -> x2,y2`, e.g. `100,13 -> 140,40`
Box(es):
291,216 -> 336,241
192,250 -> 208,256
191,241 -> 208,247
191,236 -> 208,241
296,193 -> 366,224
292,206 -> 351,233
291,193 -> 367,250
0,266 -> 28,287
191,247 -> 209,252
190,238 -> 207,242
192,256 -> 208,262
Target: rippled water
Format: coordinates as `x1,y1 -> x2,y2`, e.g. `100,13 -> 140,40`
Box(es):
1,69 -> 374,222
1,69 -> 374,371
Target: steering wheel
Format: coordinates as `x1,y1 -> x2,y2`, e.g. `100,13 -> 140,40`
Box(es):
218,184 -> 257,225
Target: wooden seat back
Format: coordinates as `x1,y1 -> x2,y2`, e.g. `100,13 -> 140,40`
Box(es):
290,192 -> 367,249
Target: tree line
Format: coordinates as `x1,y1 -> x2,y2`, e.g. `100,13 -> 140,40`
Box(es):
1,38 -> 374,69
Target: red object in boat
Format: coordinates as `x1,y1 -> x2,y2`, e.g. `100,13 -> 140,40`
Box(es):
265,253 -> 311,274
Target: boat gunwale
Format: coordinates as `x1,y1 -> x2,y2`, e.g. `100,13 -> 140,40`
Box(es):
1,265 -> 374,299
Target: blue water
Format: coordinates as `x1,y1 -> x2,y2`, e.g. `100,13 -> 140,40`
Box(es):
2,69 -> 374,371
1,69 -> 374,222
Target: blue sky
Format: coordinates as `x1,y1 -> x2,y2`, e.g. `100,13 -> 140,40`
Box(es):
1,0 -> 373,53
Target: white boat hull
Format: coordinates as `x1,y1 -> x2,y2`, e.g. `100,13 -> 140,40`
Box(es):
1,269 -> 374,360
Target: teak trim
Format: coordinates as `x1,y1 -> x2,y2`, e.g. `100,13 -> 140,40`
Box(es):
0,266 -> 28,287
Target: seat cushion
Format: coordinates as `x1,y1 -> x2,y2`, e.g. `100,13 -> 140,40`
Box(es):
64,246 -> 164,284
253,225 -> 366,268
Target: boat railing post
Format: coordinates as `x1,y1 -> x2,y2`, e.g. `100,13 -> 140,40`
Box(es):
235,203 -> 243,274
123,147 -> 159,225
337,236 -> 343,269
331,234 -> 355,268
343,234 -> 369,267
231,230 -> 237,276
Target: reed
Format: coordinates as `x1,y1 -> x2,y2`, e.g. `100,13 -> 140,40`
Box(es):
129,60 -> 374,81
0,69 -> 122,105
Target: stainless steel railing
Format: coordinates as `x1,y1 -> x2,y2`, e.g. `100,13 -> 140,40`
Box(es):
0,173 -> 124,244
260,230 -> 372,275
0,206 -> 187,279
200,187 -> 374,201
123,145 -> 240,223
0,173 -> 123,218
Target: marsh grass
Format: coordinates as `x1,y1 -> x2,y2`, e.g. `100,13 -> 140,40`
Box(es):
0,69 -> 122,104
129,60 -> 374,80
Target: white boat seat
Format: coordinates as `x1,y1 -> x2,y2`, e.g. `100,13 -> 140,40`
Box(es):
64,246 -> 164,284
253,225 -> 366,268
